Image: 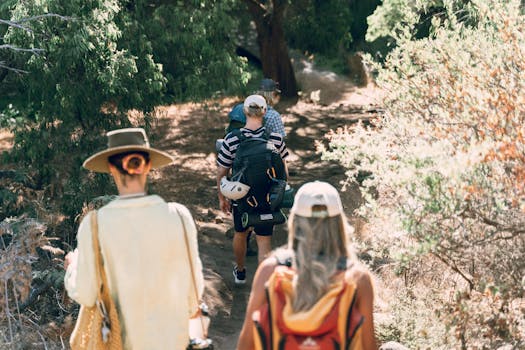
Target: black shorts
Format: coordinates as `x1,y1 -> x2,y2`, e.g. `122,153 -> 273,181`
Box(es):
232,202 -> 274,236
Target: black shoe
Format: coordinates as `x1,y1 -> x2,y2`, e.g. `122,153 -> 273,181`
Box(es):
233,266 -> 246,284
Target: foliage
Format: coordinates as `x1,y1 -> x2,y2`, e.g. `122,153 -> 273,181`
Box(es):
366,0 -> 480,44
285,0 -> 353,55
119,0 -> 249,101
0,0 -> 163,239
322,0 -> 525,347
0,0 -> 253,229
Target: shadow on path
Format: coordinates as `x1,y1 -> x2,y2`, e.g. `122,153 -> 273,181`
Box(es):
150,93 -> 379,349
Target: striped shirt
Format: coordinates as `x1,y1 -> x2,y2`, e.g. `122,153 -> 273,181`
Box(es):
217,127 -> 289,169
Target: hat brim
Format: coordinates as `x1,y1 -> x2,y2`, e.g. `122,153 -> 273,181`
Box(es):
83,146 -> 174,173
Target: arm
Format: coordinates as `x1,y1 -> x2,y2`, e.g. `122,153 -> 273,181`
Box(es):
179,204 -> 205,317
64,211 -> 98,307
236,258 -> 277,350
279,139 -> 290,180
347,267 -> 378,350
268,133 -> 289,180
216,165 -> 231,213
216,135 -> 234,213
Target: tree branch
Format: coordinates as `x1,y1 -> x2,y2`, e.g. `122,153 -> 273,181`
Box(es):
0,45 -> 45,54
432,250 -> 474,290
0,19 -> 33,32
16,13 -> 72,23
0,14 -> 73,32
0,62 -> 28,74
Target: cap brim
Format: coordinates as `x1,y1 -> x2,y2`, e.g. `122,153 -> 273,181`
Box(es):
83,146 -> 174,173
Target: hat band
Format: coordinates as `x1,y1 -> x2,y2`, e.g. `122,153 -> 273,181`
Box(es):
108,132 -> 149,148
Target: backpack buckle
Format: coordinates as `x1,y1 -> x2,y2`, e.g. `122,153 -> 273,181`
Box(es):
246,196 -> 259,208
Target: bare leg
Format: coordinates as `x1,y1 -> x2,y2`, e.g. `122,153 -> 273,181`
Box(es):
255,235 -> 272,264
233,230 -> 249,270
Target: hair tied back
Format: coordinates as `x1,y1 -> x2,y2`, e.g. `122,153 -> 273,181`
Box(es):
122,153 -> 147,175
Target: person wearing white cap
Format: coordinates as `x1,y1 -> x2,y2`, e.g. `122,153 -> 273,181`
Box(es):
64,128 -> 205,349
217,94 -> 290,285
225,78 -> 286,137
237,181 -> 378,350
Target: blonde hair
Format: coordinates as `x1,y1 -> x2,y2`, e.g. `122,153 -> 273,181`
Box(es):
286,212 -> 355,312
243,105 -> 265,118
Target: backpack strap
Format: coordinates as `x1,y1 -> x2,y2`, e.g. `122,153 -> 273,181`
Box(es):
230,129 -> 247,183
258,262 -> 364,350
230,128 -> 247,143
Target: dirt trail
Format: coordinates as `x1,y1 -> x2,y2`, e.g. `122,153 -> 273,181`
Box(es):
149,79 -> 383,348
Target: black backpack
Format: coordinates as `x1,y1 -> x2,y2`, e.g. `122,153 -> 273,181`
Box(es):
231,130 -> 287,215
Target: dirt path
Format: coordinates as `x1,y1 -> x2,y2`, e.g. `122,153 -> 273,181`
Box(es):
149,82 -> 382,349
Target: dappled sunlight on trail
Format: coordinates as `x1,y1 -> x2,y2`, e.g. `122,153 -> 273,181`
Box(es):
146,84 -> 382,348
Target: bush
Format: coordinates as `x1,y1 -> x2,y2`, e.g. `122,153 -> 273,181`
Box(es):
0,0 -> 168,236
0,217 -> 63,349
322,0 -> 525,347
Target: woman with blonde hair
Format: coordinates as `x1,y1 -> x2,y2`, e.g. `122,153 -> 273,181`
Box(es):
237,181 -> 377,350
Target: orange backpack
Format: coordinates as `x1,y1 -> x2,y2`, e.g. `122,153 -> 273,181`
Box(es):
252,266 -> 364,350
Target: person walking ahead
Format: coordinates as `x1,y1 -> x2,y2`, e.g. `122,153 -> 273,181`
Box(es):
237,181 -> 378,350
65,128 -> 204,349
217,95 -> 289,285
226,78 -> 286,137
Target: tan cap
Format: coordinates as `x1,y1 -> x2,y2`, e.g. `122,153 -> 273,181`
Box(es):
290,181 -> 344,218
243,94 -> 267,115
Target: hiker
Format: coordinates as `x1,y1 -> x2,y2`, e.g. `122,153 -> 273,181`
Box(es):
64,128 -> 205,349
222,79 -> 287,258
226,78 -> 286,137
217,94 -> 289,285
236,181 -> 378,350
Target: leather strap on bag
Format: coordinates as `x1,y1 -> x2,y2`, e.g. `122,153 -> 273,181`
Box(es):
175,206 -> 207,337
91,210 -> 114,340
91,211 -> 110,304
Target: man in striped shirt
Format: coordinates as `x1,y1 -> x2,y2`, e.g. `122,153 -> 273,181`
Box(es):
225,78 -> 286,137
217,94 -> 289,284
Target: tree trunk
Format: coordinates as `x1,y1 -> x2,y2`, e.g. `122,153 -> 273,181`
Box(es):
243,0 -> 298,98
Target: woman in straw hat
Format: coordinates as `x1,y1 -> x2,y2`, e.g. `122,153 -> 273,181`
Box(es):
237,181 -> 377,350
64,128 -> 205,349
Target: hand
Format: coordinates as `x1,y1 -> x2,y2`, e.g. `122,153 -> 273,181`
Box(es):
64,249 -> 78,270
189,307 -> 202,319
218,195 -> 231,213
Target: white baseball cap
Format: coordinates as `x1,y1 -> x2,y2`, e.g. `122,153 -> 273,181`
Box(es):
243,94 -> 267,114
290,181 -> 344,218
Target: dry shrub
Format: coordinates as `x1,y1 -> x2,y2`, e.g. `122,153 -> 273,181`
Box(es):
0,216 -> 72,349
322,0 -> 525,347
0,217 -> 48,314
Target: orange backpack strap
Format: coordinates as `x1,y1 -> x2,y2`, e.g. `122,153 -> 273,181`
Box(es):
253,266 -> 365,350
338,281 -> 365,349
253,266 -> 289,350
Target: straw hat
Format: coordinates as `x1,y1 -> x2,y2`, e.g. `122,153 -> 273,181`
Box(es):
83,128 -> 174,173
